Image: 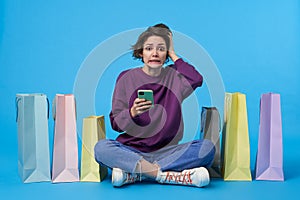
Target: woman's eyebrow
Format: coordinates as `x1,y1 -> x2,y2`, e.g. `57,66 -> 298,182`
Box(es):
144,43 -> 166,46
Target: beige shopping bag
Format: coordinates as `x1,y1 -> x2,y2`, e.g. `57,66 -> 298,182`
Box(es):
222,92 -> 252,181
80,115 -> 107,182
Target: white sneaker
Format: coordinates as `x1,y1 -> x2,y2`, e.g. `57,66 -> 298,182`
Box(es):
156,167 -> 210,188
111,168 -> 141,187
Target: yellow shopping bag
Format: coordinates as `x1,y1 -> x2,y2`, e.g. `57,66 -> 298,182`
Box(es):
222,92 -> 252,181
80,115 -> 107,182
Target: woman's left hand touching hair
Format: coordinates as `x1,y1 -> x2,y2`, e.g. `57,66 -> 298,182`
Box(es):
168,33 -> 179,62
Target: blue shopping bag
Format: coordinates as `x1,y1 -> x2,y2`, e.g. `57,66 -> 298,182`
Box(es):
200,107 -> 222,178
16,94 -> 51,183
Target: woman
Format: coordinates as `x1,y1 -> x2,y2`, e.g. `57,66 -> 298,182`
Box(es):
94,23 -> 215,187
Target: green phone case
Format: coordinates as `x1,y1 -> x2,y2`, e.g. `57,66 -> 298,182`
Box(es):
138,90 -> 154,106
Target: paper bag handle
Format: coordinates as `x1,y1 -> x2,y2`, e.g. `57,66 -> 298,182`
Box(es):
15,96 -> 50,122
15,97 -> 21,122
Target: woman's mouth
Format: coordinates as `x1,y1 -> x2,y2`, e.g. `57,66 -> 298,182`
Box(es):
148,59 -> 161,64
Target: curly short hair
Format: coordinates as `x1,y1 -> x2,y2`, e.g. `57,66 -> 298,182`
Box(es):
132,23 -> 172,63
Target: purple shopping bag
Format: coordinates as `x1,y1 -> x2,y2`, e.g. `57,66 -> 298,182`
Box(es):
255,93 -> 284,181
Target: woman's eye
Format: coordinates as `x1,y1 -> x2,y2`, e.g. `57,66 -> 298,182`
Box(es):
144,47 -> 152,51
158,47 -> 166,51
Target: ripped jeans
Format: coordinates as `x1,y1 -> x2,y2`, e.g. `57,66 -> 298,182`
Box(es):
94,139 -> 215,173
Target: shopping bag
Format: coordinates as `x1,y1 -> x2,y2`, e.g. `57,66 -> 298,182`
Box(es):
16,93 -> 51,183
222,92 -> 252,181
52,94 -> 79,183
255,93 -> 284,181
200,107 -> 221,178
80,115 -> 107,182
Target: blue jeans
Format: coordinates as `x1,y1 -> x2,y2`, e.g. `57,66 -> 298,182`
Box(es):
94,139 -> 215,173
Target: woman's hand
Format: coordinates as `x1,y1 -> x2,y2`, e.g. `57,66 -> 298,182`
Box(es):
130,98 -> 153,118
168,33 -> 179,62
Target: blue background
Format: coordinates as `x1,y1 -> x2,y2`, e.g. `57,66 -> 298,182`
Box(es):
1,0 -> 299,199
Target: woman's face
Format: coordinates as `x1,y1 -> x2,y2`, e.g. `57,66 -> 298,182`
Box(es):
140,35 -> 167,69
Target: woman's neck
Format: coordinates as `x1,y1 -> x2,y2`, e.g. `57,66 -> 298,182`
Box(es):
142,65 -> 162,77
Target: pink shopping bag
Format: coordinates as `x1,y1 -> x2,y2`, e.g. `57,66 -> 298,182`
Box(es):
255,93 -> 284,181
52,94 -> 79,183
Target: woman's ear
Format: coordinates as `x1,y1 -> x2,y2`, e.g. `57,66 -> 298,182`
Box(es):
164,54 -> 168,64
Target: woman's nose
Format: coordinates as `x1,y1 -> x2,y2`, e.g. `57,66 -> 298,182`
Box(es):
152,49 -> 158,56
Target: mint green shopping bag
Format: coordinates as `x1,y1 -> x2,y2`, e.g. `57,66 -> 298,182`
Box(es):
16,94 -> 51,183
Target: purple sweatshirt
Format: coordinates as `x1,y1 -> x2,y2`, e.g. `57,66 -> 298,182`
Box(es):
109,58 -> 203,152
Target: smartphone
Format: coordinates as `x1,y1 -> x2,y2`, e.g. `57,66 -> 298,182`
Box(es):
137,90 -> 154,106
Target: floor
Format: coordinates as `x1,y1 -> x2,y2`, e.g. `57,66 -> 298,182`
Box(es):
1,134 -> 299,200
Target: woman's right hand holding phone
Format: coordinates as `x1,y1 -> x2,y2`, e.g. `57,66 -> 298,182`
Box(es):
130,98 -> 153,117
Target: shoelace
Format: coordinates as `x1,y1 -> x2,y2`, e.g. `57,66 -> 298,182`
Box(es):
164,171 -> 193,185
126,173 -> 140,183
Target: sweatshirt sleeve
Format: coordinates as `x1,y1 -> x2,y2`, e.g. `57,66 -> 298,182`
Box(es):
109,71 -> 147,132
109,72 -> 134,132
171,58 -> 203,98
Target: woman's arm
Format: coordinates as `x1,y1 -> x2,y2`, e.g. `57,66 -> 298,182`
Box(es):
168,33 -> 203,92
173,58 -> 203,90
109,72 -> 135,132
109,72 -> 153,132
